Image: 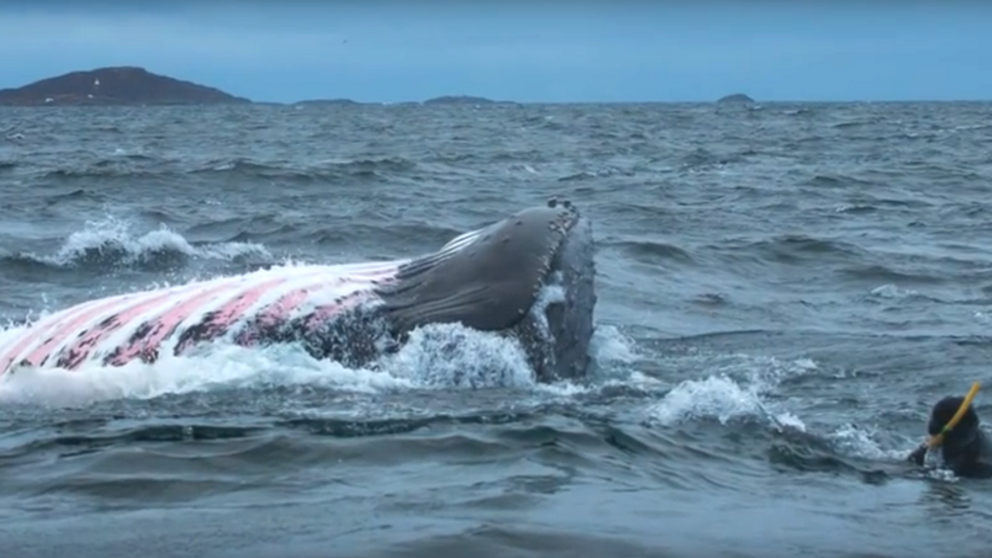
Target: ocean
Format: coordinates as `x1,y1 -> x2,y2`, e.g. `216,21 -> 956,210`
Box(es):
0,101 -> 990,558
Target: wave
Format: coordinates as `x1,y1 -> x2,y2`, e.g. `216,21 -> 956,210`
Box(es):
0,312 -> 950,538
184,215 -> 464,254
803,173 -> 881,189
191,156 -> 419,179
0,215 -> 271,274
678,147 -> 744,171
0,324 -> 924,499
557,167 -> 634,182
31,155 -> 423,183
604,237 -> 695,265
831,117 -> 884,130
841,264 -> 947,286
707,233 -> 867,267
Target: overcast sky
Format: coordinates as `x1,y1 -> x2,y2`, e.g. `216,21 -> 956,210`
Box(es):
1,3 -> 989,103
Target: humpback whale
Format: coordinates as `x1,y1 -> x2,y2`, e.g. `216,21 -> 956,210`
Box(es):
0,199 -> 596,383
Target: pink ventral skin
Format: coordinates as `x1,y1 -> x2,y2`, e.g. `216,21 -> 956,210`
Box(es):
0,298 -> 109,375
20,295 -> 139,369
103,281 -> 239,367
233,281 -> 326,347
171,277 -> 289,356
297,270 -> 398,334
0,312 -> 79,375
303,290 -> 375,334
55,289 -> 182,370
232,271 -> 397,347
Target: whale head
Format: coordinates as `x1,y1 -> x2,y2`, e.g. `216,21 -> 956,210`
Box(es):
374,199 -> 597,382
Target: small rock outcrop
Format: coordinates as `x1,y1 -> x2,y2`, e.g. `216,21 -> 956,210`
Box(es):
0,66 -> 252,106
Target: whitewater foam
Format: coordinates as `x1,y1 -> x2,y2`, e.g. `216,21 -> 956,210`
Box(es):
21,215 -> 270,269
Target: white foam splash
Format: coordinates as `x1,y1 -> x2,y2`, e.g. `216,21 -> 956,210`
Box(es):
827,423 -> 961,480
868,283 -> 920,300
382,323 -> 536,389
646,354 -> 817,429
0,327 -> 540,409
0,341 -> 412,408
829,423 -> 909,461
0,308 -> 643,408
0,321 -> 542,407
587,324 -> 641,367
529,272 -> 566,344
28,215 -> 270,267
919,446 -> 960,481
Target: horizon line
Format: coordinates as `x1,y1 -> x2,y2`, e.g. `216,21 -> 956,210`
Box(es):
3,99 -> 991,107
258,98 -> 992,105
1,65 -> 990,106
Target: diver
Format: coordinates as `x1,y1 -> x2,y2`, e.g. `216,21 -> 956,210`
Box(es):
907,383 -> 992,479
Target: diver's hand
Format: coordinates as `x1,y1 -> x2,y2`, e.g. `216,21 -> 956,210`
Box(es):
907,443 -> 927,466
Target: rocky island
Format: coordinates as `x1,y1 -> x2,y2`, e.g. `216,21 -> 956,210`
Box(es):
292,98 -> 361,106
423,95 -> 503,105
716,93 -> 756,105
0,66 -> 252,106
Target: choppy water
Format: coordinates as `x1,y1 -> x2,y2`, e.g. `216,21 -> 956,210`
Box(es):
1,101 -> 991,558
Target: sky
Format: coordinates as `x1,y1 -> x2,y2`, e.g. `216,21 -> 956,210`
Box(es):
1,2 -> 990,103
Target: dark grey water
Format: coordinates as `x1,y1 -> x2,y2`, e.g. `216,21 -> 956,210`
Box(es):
1,101 -> 991,558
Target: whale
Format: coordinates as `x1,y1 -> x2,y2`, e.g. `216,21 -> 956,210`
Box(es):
0,199 -> 596,383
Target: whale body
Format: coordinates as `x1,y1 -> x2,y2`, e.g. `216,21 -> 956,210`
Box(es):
0,200 -> 597,383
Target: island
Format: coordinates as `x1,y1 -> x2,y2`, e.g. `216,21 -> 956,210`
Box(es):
292,98 -> 361,106
423,95 -> 504,105
0,66 -> 252,106
716,93 -> 756,105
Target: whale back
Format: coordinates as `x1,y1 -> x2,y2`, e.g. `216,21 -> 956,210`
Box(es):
0,261 -> 404,375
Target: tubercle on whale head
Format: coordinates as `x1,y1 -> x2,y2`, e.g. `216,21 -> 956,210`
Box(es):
514,198 -> 596,382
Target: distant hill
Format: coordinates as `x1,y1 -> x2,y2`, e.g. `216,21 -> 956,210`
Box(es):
0,66 -> 252,106
423,95 -> 513,106
716,93 -> 755,104
292,98 -> 361,106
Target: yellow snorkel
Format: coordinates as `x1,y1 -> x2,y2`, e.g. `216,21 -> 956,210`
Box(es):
927,381 -> 981,449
